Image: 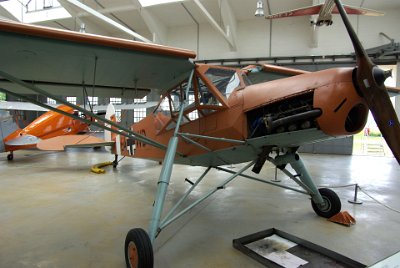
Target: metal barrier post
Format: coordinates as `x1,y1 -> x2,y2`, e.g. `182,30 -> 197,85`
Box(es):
348,184 -> 363,204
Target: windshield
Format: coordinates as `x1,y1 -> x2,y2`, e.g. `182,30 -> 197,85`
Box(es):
204,68 -> 241,99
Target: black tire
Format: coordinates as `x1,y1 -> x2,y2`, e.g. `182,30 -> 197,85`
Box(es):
311,188 -> 341,218
7,153 -> 13,161
124,228 -> 154,268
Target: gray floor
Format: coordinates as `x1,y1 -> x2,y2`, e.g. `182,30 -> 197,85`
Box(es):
1,149 -> 400,268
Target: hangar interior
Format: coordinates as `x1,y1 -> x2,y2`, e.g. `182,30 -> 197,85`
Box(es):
1,0 -> 400,267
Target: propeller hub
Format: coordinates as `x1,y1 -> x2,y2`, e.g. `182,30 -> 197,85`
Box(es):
372,67 -> 392,86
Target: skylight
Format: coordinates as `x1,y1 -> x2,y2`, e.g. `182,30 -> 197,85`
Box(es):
0,0 -> 71,23
137,0 -> 184,8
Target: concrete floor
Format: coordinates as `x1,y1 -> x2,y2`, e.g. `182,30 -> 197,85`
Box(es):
1,149 -> 400,268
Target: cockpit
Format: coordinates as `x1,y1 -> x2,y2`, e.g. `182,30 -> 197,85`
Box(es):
152,65 -> 245,133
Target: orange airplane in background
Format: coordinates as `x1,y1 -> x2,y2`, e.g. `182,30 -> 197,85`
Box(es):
265,0 -> 383,26
1,104 -> 89,160
1,101 -> 156,160
0,0 -> 399,267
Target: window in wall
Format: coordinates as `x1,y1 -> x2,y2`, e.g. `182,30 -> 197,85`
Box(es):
110,97 -> 122,104
47,97 -> 56,104
134,108 -> 146,123
87,96 -> 98,106
134,96 -> 147,103
133,97 -> 148,123
66,96 -> 76,105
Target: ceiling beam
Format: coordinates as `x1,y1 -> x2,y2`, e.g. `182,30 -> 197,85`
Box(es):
58,0 -> 152,43
310,0 -> 321,48
219,0 -> 237,50
51,1 -> 107,34
76,5 -> 138,18
130,0 -> 167,44
0,4 -> 15,21
192,0 -> 236,50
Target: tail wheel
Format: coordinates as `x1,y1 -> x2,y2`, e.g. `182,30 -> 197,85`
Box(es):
7,153 -> 13,161
311,188 -> 341,218
124,228 -> 153,268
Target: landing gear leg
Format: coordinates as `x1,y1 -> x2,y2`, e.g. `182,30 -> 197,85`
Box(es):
123,70 -> 194,267
123,131 -> 179,268
273,153 -> 341,218
7,152 -> 13,161
113,154 -> 118,168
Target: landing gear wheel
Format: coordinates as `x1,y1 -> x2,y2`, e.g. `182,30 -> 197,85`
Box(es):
124,228 -> 154,268
311,188 -> 341,218
7,153 -> 13,161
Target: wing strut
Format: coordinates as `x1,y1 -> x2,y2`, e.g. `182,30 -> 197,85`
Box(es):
148,69 -> 194,242
0,69 -> 168,152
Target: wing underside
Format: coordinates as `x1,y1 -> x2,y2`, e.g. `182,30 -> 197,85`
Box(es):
266,4 -> 383,19
0,20 -> 196,98
37,135 -> 114,151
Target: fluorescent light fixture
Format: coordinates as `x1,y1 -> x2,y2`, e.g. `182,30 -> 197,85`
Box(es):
255,0 -> 264,17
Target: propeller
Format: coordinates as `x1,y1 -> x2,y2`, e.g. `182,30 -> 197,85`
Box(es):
333,0 -> 400,165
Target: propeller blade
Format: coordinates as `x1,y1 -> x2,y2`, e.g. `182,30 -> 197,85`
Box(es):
334,0 -> 400,164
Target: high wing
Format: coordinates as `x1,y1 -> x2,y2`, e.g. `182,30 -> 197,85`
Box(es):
266,4 -> 383,19
266,4 -> 324,19
333,5 -> 384,16
0,19 -> 196,99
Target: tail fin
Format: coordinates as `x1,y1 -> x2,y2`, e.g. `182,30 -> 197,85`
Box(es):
0,114 -> 19,153
104,103 -> 131,157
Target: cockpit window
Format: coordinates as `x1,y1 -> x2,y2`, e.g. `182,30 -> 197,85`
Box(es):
198,77 -> 222,107
154,83 -> 194,132
204,68 -> 241,99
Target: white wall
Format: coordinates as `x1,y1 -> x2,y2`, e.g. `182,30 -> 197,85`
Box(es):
167,7 -> 400,61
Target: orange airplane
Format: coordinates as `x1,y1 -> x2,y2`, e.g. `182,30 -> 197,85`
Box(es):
1,104 -> 89,160
265,0 -> 384,26
0,0 -> 399,267
0,101 -> 156,160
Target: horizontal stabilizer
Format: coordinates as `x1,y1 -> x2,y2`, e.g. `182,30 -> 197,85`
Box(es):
5,134 -> 41,146
37,135 -> 114,151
